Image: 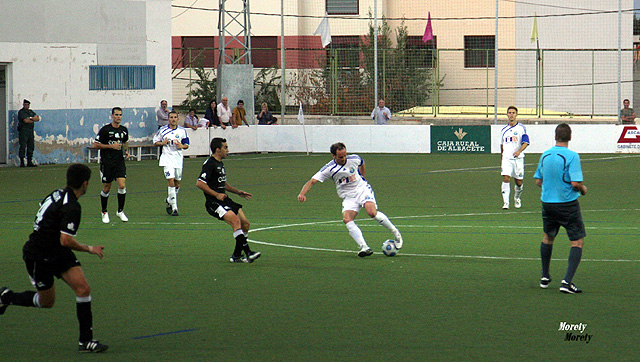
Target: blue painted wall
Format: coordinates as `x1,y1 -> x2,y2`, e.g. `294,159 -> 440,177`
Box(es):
9,107 -> 157,165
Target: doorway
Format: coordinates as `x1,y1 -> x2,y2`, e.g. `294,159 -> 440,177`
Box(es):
0,65 -> 6,164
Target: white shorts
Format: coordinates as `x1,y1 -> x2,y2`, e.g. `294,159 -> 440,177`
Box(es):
341,184 -> 377,213
163,166 -> 183,181
501,158 -> 524,179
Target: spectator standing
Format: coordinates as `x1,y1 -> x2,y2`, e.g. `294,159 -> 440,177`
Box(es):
231,100 -> 249,127
371,99 -> 391,125
17,99 -> 41,167
204,100 -> 222,129
257,103 -> 277,125
620,99 -> 636,124
156,100 -> 170,129
217,97 -> 232,128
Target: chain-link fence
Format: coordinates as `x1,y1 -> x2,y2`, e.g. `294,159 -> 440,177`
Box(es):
173,46 -> 635,119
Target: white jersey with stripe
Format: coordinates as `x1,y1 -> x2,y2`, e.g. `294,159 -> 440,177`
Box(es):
312,154 -> 368,199
500,122 -> 529,160
153,125 -> 189,168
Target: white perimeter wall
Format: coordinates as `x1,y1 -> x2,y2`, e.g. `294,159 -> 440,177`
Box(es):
183,124 -> 632,156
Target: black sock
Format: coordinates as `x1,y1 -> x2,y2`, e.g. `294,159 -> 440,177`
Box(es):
9,291 -> 37,307
100,193 -> 108,213
117,192 -> 126,213
234,233 -> 247,257
540,243 -> 553,278
77,300 -> 93,342
563,246 -> 582,284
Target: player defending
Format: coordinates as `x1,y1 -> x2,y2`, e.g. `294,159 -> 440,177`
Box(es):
534,123 -> 588,294
297,142 -> 403,257
154,111 -> 189,216
196,138 -> 261,263
500,106 -> 530,209
0,164 -> 108,352
94,107 -> 129,223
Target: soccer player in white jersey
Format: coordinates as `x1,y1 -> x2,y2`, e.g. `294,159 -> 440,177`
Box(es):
500,106 -> 530,209
153,111 -> 189,216
297,142 -> 403,257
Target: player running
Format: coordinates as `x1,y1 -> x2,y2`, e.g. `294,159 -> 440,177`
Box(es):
0,164 -> 108,353
297,142 -> 403,257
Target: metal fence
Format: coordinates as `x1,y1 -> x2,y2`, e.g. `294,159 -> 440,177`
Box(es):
172,47 -> 635,119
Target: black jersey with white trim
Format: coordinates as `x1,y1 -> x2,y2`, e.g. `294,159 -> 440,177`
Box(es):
198,157 -> 227,202
95,123 -> 129,164
23,187 -> 82,260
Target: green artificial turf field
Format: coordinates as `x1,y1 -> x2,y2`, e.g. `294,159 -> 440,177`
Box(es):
0,152 -> 638,361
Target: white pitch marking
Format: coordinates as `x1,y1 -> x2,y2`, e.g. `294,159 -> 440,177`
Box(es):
247,209 -> 640,262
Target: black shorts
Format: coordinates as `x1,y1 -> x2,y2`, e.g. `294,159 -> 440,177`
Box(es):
23,250 -> 81,291
100,161 -> 127,183
205,197 -> 242,220
542,200 -> 586,241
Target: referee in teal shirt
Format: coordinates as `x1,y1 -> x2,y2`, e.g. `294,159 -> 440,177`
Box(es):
534,123 -> 588,294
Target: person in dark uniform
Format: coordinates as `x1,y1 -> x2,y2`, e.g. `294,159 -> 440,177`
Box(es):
0,164 -> 108,353
17,99 -> 41,167
93,107 -> 129,224
196,138 -> 260,263
534,123 -> 588,294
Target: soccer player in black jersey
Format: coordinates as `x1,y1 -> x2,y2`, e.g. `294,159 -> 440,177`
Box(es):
0,164 -> 108,353
93,107 -> 129,223
196,138 -> 261,263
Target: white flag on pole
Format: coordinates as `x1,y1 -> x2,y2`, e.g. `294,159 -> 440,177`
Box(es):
313,14 -> 332,48
297,102 -> 305,124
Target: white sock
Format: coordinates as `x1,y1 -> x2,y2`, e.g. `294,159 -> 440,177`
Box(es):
373,211 -> 397,234
514,184 -> 523,199
168,187 -> 177,209
345,221 -> 367,249
501,182 -> 510,203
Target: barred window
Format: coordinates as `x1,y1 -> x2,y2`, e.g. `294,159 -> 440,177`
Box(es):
464,35 -> 495,68
407,36 -> 437,68
327,0 -> 358,15
89,65 -> 155,90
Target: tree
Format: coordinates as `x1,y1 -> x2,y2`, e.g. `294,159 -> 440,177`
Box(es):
180,64 -> 217,112
254,66 -> 282,112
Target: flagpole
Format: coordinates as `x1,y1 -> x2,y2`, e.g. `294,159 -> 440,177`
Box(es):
493,0 -> 499,124
374,0 -> 378,114
302,122 -> 309,155
298,101 -> 309,155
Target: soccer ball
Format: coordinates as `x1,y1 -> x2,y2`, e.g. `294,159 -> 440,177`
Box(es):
381,240 -> 397,257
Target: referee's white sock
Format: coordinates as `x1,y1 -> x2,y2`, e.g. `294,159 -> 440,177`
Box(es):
345,221 -> 367,249
501,182 -> 510,204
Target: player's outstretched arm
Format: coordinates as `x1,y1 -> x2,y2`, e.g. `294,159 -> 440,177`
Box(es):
60,233 -> 104,259
297,178 -> 318,202
226,183 -> 252,200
